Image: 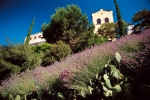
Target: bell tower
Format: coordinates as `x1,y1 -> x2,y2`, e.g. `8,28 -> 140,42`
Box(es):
92,9 -> 114,33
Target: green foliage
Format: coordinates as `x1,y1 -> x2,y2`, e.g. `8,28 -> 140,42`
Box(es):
41,41 -> 72,66
41,4 -> 94,53
14,95 -> 21,100
113,0 -> 126,36
115,52 -> 121,63
0,52 -> 133,100
67,53 -> 112,91
132,9 -> 150,33
98,21 -> 128,40
120,42 -> 143,53
25,18 -> 35,45
8,94 -> 14,100
116,20 -> 128,35
88,34 -> 108,46
77,52 -> 133,100
98,22 -> 117,39
38,53 -> 132,100
0,44 -> 40,80
31,42 -> 52,57
8,94 -> 27,100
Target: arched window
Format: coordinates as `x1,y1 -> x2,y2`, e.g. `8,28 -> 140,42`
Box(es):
105,18 -> 109,23
97,18 -> 101,24
34,36 -> 36,39
38,35 -> 41,38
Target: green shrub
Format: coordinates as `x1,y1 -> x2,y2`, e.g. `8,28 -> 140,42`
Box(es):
0,44 -> 40,81
41,41 -> 72,66
31,42 -> 52,57
88,34 -> 108,46
120,42 -> 143,53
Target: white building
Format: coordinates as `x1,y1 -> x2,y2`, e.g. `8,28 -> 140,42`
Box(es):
25,9 -> 134,45
127,25 -> 134,34
25,32 -> 46,45
92,9 -> 114,33
25,9 -> 114,45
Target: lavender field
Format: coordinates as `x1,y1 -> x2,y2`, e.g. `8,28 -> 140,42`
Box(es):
0,29 -> 150,99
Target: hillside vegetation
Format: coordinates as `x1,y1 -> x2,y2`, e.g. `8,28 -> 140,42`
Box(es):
0,29 -> 150,100
0,3 -> 150,100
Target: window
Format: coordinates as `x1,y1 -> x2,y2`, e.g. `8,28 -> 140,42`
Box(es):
97,18 -> 101,24
38,35 -> 41,38
105,18 -> 109,23
34,36 -> 36,39
30,38 -> 32,40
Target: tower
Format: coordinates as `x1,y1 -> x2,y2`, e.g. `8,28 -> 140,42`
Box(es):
92,9 -> 114,33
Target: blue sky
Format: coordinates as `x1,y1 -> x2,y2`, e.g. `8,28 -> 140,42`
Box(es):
0,0 -> 150,45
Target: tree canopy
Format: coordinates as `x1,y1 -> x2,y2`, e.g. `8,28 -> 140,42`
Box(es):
132,9 -> 150,33
113,0 -> 126,36
41,41 -> 72,66
98,21 -> 128,40
0,44 -> 40,80
98,22 -> 117,39
41,4 -> 94,52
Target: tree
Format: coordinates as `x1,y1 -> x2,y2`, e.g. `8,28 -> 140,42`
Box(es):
25,18 -> 35,45
88,34 -> 108,45
31,42 -> 52,57
98,22 -> 117,39
115,20 -> 128,36
113,0 -> 126,37
132,9 -> 150,33
0,18 -> 39,81
0,44 -> 40,81
41,41 -> 72,66
98,21 -> 128,40
41,4 -> 94,52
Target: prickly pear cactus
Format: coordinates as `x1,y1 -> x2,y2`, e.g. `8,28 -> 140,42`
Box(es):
14,95 -> 21,100
115,52 -> 121,63
8,93 -> 14,100
83,52 -> 133,100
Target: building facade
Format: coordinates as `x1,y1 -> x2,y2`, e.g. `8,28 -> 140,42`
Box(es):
92,9 -> 114,33
127,25 -> 134,35
25,32 -> 46,45
25,9 -> 134,45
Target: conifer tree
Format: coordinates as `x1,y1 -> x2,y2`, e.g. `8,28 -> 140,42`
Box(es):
25,18 -> 35,45
113,0 -> 126,37
41,4 -> 94,52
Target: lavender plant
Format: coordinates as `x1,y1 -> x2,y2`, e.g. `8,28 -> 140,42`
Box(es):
0,29 -> 150,99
